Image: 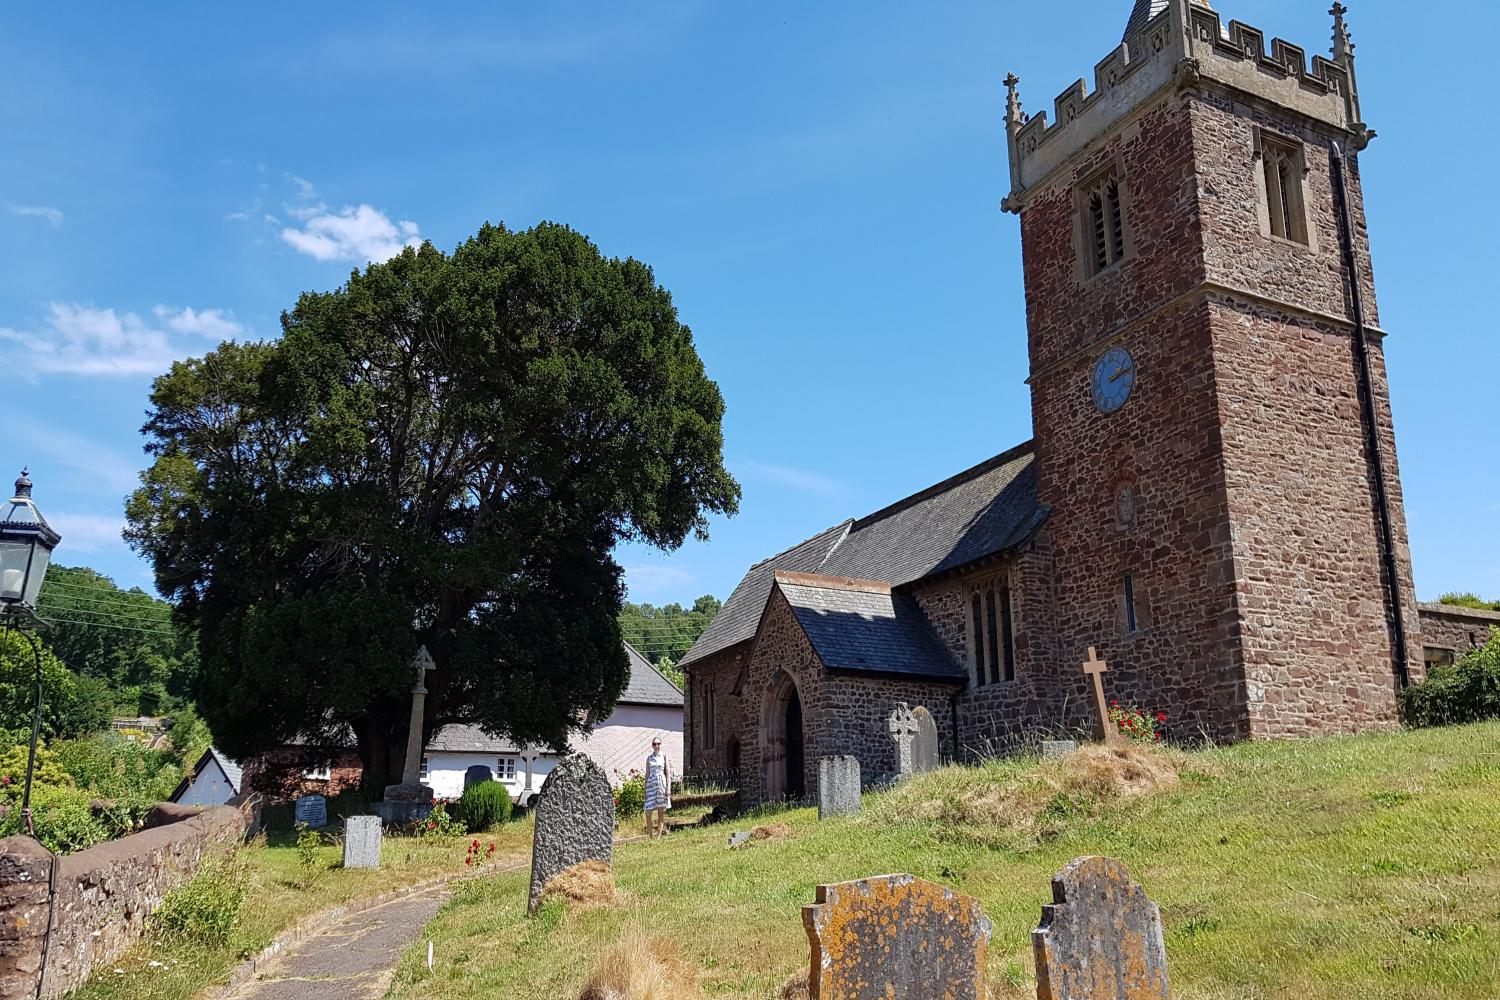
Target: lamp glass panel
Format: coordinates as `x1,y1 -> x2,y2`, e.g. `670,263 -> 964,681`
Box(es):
0,539 -> 33,603
22,541 -> 50,608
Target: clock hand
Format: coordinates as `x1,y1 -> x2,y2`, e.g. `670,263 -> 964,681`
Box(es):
1109,366 -> 1132,382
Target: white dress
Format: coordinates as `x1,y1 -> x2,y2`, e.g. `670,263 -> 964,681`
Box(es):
643,752 -> 671,812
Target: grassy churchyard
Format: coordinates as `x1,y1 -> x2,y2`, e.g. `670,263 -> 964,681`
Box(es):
68,818 -> 538,1000
382,722 -> 1500,1000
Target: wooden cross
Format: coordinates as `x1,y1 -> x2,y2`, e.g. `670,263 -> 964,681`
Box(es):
1082,646 -> 1121,744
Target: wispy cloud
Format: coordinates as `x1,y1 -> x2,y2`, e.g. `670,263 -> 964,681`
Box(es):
623,564 -> 695,599
281,204 -> 423,264
45,512 -> 127,554
7,203 -> 63,227
736,459 -> 847,499
8,422 -> 141,494
0,302 -> 243,379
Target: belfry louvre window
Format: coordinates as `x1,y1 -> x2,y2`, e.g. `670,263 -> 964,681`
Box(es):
968,579 -> 1017,686
1080,172 -> 1127,276
1260,133 -> 1308,245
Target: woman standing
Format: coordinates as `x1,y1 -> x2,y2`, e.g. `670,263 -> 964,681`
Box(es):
643,736 -> 672,839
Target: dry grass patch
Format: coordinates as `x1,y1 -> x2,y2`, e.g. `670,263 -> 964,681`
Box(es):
541,860 -> 618,911
751,821 -> 795,842
884,743 -> 1189,843
579,931 -> 702,1000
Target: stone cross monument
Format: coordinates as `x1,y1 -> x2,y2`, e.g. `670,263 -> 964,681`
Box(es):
887,703 -> 919,779
381,646 -> 437,820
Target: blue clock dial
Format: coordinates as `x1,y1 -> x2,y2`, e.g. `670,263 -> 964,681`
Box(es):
1090,346 -> 1136,414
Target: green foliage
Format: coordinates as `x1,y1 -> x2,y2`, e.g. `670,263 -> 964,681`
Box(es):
153,851 -> 249,944
618,595 -> 720,673
0,783 -> 110,853
1106,702 -> 1168,744
1400,631 -> 1500,728
458,780 -> 513,832
295,826 -> 323,886
52,732 -> 185,809
613,767 -> 645,819
1437,592 -> 1500,612
654,657 -> 685,690
36,565 -> 199,716
419,802 -> 465,837
124,223 -> 739,785
0,741 -> 74,800
0,629 -> 112,740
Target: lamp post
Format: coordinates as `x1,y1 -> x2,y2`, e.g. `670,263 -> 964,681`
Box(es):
1,468 -> 62,836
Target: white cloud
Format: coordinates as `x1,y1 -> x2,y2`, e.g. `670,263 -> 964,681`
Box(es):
44,512 -> 127,554
153,305 -> 244,340
6,204 -> 63,227
286,173 -> 316,198
281,204 -> 423,264
624,564 -> 695,599
7,422 -> 140,494
0,302 -> 242,379
736,459 -> 847,499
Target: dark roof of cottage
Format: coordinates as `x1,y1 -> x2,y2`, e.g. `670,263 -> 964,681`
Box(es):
620,641 -> 686,707
776,574 -> 966,681
680,442 -> 1042,667
426,724 -> 524,754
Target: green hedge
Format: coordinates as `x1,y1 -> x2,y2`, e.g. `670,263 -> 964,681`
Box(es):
1400,630 -> 1500,728
459,780 -> 513,832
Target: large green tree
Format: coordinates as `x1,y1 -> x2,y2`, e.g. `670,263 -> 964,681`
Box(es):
125,223 -> 739,785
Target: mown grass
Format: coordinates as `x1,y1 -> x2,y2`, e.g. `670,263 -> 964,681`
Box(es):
68,816 -> 537,1000
387,722 -> 1500,1000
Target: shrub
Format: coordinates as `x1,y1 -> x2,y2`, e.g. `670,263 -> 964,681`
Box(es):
295,825 -> 324,886
417,800 -> 464,837
153,851 -> 249,945
613,769 -> 645,820
1400,632 -> 1500,728
459,781 -> 512,832
1107,702 -> 1167,744
0,742 -> 75,802
0,784 -> 111,853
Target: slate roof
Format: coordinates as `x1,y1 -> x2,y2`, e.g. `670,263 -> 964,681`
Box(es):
680,442 -> 1042,667
777,575 -> 966,681
621,641 -> 686,706
210,748 -> 244,793
1123,0 -> 1170,39
426,724 -> 524,754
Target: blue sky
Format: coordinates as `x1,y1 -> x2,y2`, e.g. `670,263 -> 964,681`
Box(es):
2,1 -> 1496,611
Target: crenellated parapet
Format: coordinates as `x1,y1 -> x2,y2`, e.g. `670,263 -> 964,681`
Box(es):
1004,1 -> 1371,213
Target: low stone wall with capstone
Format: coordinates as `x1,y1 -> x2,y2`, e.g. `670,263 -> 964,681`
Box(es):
0,794 -> 259,1000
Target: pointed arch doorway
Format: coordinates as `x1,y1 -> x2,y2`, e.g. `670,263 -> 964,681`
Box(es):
762,674 -> 807,802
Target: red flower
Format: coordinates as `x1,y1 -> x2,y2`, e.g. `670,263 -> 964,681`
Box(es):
1155,712 -> 1168,722
1154,732 -> 1163,742
464,856 -> 472,865
1110,700 -> 1118,707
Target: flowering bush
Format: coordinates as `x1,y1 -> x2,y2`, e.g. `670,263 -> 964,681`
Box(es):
1108,701 -> 1167,744
419,800 -> 464,837
462,838 -> 498,867
613,768 -> 645,820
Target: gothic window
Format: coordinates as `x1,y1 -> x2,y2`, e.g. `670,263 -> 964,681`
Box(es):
1259,132 -> 1309,245
1079,170 -> 1128,277
968,576 -> 1018,687
703,684 -> 716,749
1123,574 -> 1139,634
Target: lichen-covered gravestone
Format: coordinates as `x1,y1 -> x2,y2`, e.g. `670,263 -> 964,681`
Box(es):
817,756 -> 861,820
463,764 -> 494,790
801,873 -> 992,999
526,753 -> 614,915
1032,856 -> 1169,1000
342,815 -> 382,870
1042,740 -> 1080,761
294,794 -> 327,829
911,706 -> 940,774
887,703 -> 918,779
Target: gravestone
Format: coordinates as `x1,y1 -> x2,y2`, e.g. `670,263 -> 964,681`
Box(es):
526,753 -> 614,915
801,873 -> 992,1000
464,764 -> 494,790
911,706 -> 940,774
1033,856 -> 1169,1000
887,703 -> 918,779
728,830 -> 753,849
1042,740 -> 1080,761
342,815 -> 382,870
294,794 -> 327,829
817,756 -> 861,820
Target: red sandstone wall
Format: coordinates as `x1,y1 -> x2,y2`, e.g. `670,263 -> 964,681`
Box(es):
243,748 -> 364,802
682,644 -> 751,775
1417,605 -> 1500,659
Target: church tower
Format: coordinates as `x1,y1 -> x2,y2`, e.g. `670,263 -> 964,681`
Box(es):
1004,1 -> 1421,739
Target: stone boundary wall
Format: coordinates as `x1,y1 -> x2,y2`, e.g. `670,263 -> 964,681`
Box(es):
0,794 -> 260,1000
1418,603 -> 1500,660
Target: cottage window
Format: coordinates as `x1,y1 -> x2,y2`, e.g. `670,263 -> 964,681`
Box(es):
1080,171 -> 1128,276
302,764 -> 331,781
968,577 -> 1017,687
1259,132 -> 1308,245
496,757 -> 517,781
419,755 -> 429,781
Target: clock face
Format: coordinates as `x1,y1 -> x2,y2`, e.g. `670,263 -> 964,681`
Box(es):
1090,346 -> 1136,414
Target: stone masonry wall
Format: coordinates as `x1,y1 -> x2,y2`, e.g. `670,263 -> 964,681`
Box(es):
243,748 -> 364,803
738,590 -> 958,806
0,797 -> 257,1000
682,644 -> 751,775
1417,604 -> 1500,659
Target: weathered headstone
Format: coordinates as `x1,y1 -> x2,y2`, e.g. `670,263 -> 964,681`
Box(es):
728,830 -> 753,849
887,703 -> 918,778
911,706 -> 940,774
294,794 -> 327,829
464,764 -> 494,790
342,815 -> 382,870
1042,740 -> 1080,761
527,753 -> 614,915
1033,856 -> 1169,1000
817,756 -> 861,820
801,873 -> 992,1000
